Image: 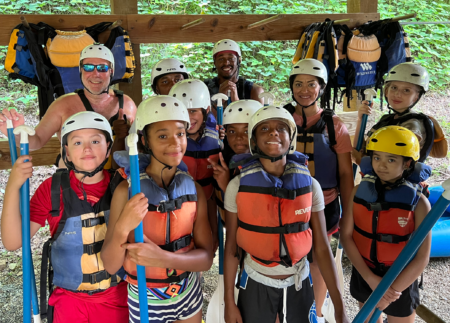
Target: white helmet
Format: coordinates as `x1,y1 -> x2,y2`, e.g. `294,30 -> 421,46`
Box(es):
135,95 -> 190,132
248,106 -> 297,155
168,79 -> 210,110
385,63 -> 429,92
61,111 -> 113,146
79,43 -> 115,76
213,39 -> 241,59
223,100 -> 263,126
61,111 -> 113,176
289,58 -> 328,84
151,58 -> 189,87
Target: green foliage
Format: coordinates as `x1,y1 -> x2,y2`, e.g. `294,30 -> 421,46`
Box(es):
0,0 -> 449,104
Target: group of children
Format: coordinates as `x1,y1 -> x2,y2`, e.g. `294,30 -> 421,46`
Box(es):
0,37 -> 447,323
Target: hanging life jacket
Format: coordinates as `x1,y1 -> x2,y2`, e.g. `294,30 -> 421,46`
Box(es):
233,152 -> 313,268
183,112 -> 221,199
352,156 -> 431,270
284,105 -> 338,191
204,77 -> 253,103
118,157 -> 197,288
39,169 -> 125,319
86,22 -> 136,84
368,112 -> 435,163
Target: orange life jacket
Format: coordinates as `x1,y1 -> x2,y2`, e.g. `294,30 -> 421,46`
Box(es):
183,112 -> 221,199
233,152 -> 313,267
352,156 -> 431,269
123,165 -> 197,288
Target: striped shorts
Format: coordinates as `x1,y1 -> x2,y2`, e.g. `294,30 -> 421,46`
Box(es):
127,272 -> 203,323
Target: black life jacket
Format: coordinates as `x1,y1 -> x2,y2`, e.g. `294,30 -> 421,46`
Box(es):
204,76 -> 253,102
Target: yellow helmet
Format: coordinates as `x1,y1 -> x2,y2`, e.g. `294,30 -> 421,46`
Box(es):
366,126 -> 420,161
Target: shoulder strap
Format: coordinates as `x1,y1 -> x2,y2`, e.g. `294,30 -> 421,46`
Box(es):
323,109 -> 337,147
76,89 -> 94,112
40,239 -> 53,321
50,169 -> 67,217
244,79 -> 253,99
113,89 -> 124,110
237,78 -> 246,100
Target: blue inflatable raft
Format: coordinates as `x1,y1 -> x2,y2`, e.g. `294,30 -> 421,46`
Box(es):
428,186 -> 450,258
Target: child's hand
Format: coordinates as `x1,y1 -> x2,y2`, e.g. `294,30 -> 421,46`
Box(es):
225,302 -> 243,323
116,193 -> 148,235
8,155 -> 33,190
123,234 -> 166,268
219,126 -> 226,140
208,153 -> 230,192
358,100 -> 372,120
377,287 -> 401,311
0,108 -> 25,136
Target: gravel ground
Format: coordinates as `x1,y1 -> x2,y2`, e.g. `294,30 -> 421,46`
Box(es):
0,93 -> 449,322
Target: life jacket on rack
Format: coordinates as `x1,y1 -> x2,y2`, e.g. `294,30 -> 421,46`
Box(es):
283,104 -> 338,191
233,152 -> 313,267
367,112 -> 436,163
115,152 -> 197,288
39,169 -> 125,319
352,156 -> 431,270
183,112 -> 221,199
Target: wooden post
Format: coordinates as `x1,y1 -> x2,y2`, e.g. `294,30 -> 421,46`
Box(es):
110,0 -> 143,105
347,0 -> 378,14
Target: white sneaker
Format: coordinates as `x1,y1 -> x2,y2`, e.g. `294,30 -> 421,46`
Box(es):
316,316 -> 325,323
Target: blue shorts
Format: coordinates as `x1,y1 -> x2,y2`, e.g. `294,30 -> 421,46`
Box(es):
127,273 -> 203,323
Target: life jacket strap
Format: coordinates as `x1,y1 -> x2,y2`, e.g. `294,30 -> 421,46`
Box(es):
83,240 -> 104,255
159,235 -> 192,252
353,196 -> 416,212
354,224 -> 411,244
147,194 -> 198,213
239,184 -> 312,200
196,177 -> 214,188
184,148 -> 221,159
126,270 -> 190,284
82,270 -> 112,285
238,219 -> 309,235
296,135 -> 314,143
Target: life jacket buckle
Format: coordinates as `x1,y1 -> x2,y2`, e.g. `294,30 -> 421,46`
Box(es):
368,202 -> 383,211
377,234 -> 396,244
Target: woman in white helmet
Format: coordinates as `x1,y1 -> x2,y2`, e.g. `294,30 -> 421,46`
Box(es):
204,39 -> 264,110
284,58 -> 354,322
151,58 -> 189,95
209,99 -> 263,223
2,111 -> 129,323
354,62 -> 447,164
223,105 -> 348,323
102,96 -> 213,323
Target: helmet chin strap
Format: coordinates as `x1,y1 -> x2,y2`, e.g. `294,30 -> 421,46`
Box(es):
386,91 -> 424,116
81,73 -> 112,96
292,89 -> 324,109
142,131 -> 173,191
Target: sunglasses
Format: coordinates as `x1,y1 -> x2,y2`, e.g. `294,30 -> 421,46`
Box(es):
81,64 -> 110,73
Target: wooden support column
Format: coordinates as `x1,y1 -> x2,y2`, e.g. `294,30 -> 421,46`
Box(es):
110,0 -> 143,105
347,0 -> 378,14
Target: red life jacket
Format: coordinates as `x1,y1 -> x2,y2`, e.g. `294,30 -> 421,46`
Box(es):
123,166 -> 197,288
352,156 -> 431,269
234,152 -> 313,267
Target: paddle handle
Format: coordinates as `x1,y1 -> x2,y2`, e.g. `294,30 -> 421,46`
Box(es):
353,179 -> 450,323
218,216 -> 224,275
227,90 -> 231,105
7,120 -> 18,164
127,134 -> 150,323
356,114 -> 368,152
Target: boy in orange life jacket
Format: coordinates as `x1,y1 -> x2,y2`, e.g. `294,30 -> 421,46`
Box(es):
208,99 -> 263,224
169,79 -> 223,252
1,112 -> 129,323
223,106 -> 348,323
353,63 -> 448,165
101,96 -> 213,323
340,126 -> 432,323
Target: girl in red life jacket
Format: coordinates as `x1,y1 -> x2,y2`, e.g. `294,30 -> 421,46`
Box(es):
101,96 -> 213,323
283,59 -> 354,321
208,99 -> 263,224
169,79 -> 224,252
353,63 -> 447,165
340,126 -> 432,323
223,105 -> 349,323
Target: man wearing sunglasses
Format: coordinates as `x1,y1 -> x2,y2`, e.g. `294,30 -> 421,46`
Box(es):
204,39 -> 264,111
0,43 -> 137,169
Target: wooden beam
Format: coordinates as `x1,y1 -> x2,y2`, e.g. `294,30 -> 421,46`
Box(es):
0,13 -> 379,46
0,137 -> 60,170
110,0 -> 142,105
347,0 -> 378,13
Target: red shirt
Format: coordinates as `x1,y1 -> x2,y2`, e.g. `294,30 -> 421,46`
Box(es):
30,170 -> 111,237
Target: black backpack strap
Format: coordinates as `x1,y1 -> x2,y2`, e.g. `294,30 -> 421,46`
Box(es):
76,89 -> 94,112
50,170 -> 65,217
323,109 -> 337,147
40,239 -> 54,321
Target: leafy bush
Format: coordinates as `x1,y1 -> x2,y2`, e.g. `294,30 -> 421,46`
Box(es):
0,0 -> 449,106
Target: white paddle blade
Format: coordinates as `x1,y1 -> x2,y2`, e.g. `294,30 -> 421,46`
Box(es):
322,243 -> 344,323
206,276 -> 225,323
